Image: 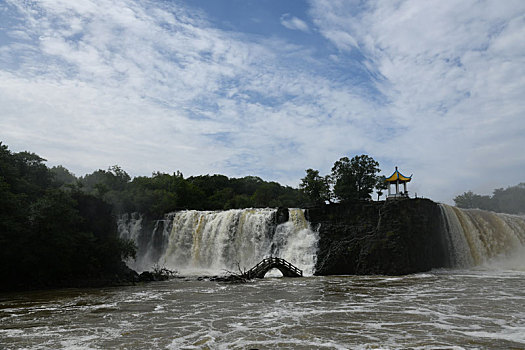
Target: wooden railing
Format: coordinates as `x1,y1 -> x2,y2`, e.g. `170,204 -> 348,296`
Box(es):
243,257 -> 303,279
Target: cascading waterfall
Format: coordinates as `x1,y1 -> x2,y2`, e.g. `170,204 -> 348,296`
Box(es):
269,209 -> 319,275
119,208 -> 319,276
119,204 -> 525,275
118,212 -> 173,273
439,204 -> 525,268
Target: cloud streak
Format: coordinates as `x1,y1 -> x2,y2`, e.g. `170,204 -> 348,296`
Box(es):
280,14 -> 310,32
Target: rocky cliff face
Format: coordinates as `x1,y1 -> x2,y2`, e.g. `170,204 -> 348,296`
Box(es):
306,198 -> 450,275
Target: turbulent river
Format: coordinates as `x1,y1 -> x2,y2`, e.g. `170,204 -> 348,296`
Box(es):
1,206 -> 525,349
1,269 -> 524,349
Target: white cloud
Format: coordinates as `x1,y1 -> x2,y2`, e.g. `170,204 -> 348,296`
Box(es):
309,0 -> 525,202
321,29 -> 358,51
280,14 -> 310,32
0,0 -> 378,187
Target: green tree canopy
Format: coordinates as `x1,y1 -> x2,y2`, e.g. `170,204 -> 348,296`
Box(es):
453,191 -> 493,210
375,175 -> 388,200
0,143 -> 135,290
50,165 -> 77,187
299,168 -> 331,205
454,183 -> 525,214
331,155 -> 380,201
76,167 -> 306,216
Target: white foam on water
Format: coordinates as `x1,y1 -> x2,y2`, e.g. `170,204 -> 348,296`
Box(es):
461,327 -> 525,344
59,335 -> 100,349
264,268 -> 283,277
480,245 -> 525,272
2,273 -> 525,349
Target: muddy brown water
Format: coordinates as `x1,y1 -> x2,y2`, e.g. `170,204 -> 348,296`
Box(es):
1,268 -> 524,349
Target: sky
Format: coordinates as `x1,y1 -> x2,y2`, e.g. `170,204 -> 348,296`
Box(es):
1,0 -> 524,204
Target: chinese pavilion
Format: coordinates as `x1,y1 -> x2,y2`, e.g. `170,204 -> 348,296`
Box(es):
385,166 -> 412,199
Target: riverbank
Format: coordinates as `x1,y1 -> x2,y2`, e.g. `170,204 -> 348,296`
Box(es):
0,263 -> 179,293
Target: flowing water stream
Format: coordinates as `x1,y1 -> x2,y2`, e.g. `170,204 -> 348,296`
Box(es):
1,206 -> 525,349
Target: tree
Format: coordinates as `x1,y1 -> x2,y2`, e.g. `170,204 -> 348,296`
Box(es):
0,143 -> 136,290
453,191 -> 494,211
454,184 -> 525,214
12,151 -> 55,196
80,165 -> 130,194
251,182 -> 281,207
375,175 -> 388,200
299,169 -> 331,205
331,155 -> 380,201
331,157 -> 357,201
492,184 -> 525,214
50,165 -> 77,187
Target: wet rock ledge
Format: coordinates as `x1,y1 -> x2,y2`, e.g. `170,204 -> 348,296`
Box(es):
306,198 -> 450,275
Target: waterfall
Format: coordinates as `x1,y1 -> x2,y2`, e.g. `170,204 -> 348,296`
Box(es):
269,209 -> 319,275
119,204 -> 525,275
439,204 -> 525,268
118,212 -> 173,273
119,208 -> 319,276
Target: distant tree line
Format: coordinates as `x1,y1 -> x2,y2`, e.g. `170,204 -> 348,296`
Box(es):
454,183 -> 525,214
51,154 -> 388,214
52,166 -> 307,218
299,154 -> 387,205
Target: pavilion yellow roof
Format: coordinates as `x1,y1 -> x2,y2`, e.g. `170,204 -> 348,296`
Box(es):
385,167 -> 412,182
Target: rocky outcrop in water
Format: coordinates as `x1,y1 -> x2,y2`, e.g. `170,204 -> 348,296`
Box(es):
307,198 -> 450,275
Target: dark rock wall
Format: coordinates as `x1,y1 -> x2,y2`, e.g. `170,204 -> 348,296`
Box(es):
307,198 -> 449,275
